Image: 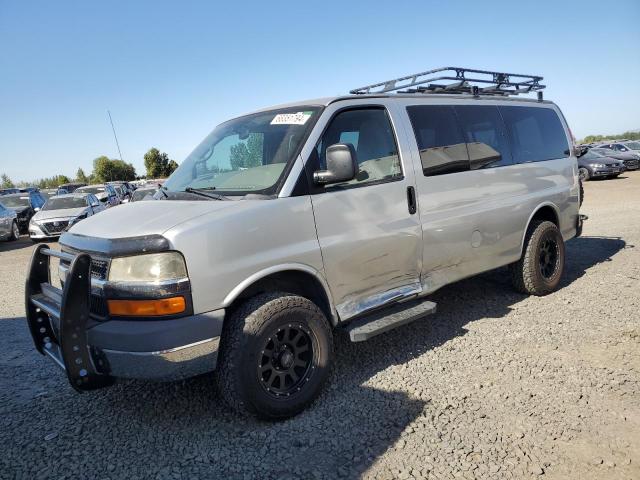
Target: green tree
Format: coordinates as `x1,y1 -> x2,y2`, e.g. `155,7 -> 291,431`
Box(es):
229,134 -> 263,170
92,156 -> 136,182
144,148 -> 177,177
1,173 -> 15,188
76,167 -> 89,184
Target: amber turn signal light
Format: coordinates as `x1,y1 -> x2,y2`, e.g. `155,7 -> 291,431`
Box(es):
107,297 -> 186,317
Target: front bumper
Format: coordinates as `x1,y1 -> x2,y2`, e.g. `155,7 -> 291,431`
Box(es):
25,245 -> 224,391
591,166 -> 622,177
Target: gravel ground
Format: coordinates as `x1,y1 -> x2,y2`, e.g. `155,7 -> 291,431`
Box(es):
1,173 -> 638,480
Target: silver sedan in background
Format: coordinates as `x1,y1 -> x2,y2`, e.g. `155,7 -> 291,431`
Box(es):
28,193 -> 105,241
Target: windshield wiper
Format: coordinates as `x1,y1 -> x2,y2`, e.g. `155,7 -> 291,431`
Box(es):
184,187 -> 229,200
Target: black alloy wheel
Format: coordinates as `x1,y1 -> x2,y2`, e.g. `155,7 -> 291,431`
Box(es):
539,236 -> 559,279
258,323 -> 314,398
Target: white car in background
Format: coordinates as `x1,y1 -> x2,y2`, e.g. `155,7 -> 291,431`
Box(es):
29,193 -> 105,241
75,184 -> 120,207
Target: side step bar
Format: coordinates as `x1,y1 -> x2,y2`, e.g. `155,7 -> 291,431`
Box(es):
346,298 -> 437,342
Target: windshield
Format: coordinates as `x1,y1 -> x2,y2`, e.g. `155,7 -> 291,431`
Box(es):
583,151 -> 603,160
163,107 -> 321,195
43,196 -> 87,210
624,141 -> 640,150
77,186 -> 105,195
0,196 -> 30,208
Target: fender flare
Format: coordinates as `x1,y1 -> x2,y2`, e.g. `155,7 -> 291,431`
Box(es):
518,202 -> 561,257
221,263 -> 338,325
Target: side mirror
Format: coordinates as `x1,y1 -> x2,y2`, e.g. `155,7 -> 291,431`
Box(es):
573,145 -> 588,158
313,143 -> 358,185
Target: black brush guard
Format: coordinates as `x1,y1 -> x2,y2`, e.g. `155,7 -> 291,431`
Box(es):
25,244 -> 114,391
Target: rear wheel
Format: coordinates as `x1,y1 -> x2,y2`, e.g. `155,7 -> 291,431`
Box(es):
8,221 -> 19,241
216,292 -> 334,419
510,220 -> 565,296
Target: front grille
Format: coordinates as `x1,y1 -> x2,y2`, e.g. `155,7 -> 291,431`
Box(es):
90,259 -> 109,280
42,220 -> 69,235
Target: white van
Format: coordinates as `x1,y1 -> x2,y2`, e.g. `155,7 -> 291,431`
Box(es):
26,67 -> 584,418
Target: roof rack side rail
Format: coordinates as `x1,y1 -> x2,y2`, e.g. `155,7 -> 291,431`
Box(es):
349,67 -> 545,97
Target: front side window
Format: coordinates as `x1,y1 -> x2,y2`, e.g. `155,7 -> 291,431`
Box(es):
315,108 -> 402,187
454,105 -> 512,168
164,107 -> 321,195
407,105 -> 469,176
499,106 -> 569,163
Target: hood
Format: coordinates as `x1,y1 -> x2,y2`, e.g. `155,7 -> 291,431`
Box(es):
67,199 -> 240,239
33,207 -> 86,222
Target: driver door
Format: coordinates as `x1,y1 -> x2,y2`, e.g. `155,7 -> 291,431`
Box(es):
308,103 -> 423,320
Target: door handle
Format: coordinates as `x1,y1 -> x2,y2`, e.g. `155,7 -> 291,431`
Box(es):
406,186 -> 417,215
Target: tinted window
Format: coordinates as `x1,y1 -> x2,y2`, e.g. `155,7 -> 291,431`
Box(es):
454,106 -> 512,168
316,108 -> 402,187
499,106 -> 569,163
407,105 -> 469,176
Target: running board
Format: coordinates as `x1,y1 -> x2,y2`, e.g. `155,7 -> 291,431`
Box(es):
346,299 -> 437,342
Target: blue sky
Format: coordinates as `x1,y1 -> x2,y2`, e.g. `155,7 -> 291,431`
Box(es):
1,0 -> 639,182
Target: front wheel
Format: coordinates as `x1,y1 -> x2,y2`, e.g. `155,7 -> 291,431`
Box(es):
510,220 -> 565,296
216,292 -> 334,419
8,221 -> 19,241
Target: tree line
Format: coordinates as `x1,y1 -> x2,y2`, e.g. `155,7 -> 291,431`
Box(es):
580,130 -> 640,144
1,147 -> 178,189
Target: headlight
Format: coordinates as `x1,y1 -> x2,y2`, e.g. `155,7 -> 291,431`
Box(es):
591,163 -> 605,168
108,252 -> 187,282
69,213 -> 87,227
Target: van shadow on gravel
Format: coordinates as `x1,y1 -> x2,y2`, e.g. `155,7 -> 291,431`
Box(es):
1,236 -> 628,479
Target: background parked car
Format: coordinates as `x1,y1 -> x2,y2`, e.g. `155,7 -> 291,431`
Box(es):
130,186 -> 158,202
111,184 -> 128,203
29,193 -> 104,241
597,142 -> 640,159
107,181 -> 135,201
75,184 -> 120,207
58,182 -> 87,193
578,150 -> 625,181
0,191 -> 46,233
590,147 -> 639,171
0,188 -> 20,196
0,202 -> 19,241
622,140 -> 640,155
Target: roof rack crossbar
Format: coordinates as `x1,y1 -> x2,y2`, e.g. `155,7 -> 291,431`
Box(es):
349,67 -> 545,97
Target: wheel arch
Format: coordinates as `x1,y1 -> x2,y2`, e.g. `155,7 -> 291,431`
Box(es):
518,203 -> 560,257
222,264 -> 338,326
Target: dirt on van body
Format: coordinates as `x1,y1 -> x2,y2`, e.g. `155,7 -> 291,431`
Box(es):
0,172 -> 638,479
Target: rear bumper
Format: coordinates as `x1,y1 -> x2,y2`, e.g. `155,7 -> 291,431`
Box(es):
25,245 -> 224,391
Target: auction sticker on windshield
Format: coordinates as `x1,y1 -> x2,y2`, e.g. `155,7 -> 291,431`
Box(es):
270,111 -> 312,125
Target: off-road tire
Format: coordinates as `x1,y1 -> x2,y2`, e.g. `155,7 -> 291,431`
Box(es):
510,220 -> 565,296
579,178 -> 584,207
8,221 -> 19,241
216,292 -> 334,419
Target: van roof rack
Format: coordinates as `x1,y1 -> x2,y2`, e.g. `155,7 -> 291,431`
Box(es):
349,67 -> 545,98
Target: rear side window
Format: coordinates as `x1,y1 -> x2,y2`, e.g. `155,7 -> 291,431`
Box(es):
499,107 -> 569,163
454,105 -> 512,169
406,105 -> 469,176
